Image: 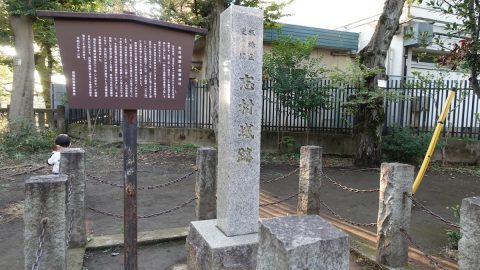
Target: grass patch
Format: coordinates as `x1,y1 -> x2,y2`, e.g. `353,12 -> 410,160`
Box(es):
0,124 -> 58,161
430,162 -> 480,177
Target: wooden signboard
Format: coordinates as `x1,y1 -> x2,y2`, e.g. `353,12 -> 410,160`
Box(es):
37,11 -> 207,109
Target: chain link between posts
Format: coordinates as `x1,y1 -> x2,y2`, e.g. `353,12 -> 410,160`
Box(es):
320,200 -> 377,227
261,168 -> 299,184
86,169 -> 197,190
405,193 -> 460,229
322,172 -> 380,193
260,192 -> 299,207
399,229 -> 449,270
31,218 -> 47,270
65,181 -> 75,248
88,196 -> 197,219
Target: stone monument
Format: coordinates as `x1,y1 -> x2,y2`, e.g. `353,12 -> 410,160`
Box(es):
186,5 -> 263,270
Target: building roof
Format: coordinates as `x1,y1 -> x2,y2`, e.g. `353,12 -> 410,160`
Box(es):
264,24 -> 358,52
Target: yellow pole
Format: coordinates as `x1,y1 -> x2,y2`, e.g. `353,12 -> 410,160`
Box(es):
412,89 -> 456,194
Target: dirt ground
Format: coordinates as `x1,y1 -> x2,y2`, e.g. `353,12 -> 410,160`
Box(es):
1,141 -> 479,270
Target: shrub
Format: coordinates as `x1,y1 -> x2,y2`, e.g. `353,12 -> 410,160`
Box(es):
0,124 -> 58,159
445,205 -> 461,250
382,127 -> 432,166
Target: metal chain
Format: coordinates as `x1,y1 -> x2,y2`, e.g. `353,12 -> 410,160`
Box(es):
320,200 -> 377,227
399,229 -> 448,270
86,169 -> 196,190
261,168 -> 299,184
137,170 -> 196,190
322,172 -> 379,193
260,192 -> 299,207
138,197 -> 196,218
87,206 -> 123,219
31,219 -> 47,270
86,173 -> 123,188
87,197 -> 197,219
405,193 -> 460,229
66,209 -> 74,248
66,181 -> 73,208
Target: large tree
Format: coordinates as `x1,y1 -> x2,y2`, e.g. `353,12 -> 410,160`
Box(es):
150,0 -> 290,137
3,0 -> 119,129
353,0 -> 406,166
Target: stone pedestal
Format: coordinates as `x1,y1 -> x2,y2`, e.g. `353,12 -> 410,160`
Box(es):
186,220 -> 258,270
257,215 -> 349,270
459,196 -> 480,270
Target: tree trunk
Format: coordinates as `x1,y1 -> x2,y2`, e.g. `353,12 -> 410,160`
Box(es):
35,46 -> 54,108
354,0 -> 406,167
8,15 -> 35,129
204,0 -> 227,141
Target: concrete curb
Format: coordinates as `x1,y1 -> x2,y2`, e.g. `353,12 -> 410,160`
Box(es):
85,226 -> 188,250
67,248 -> 86,270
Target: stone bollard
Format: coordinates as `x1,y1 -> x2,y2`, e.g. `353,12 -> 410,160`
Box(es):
60,148 -> 86,248
376,163 -> 414,268
195,147 -> 217,220
24,175 -> 67,270
459,196 -> 480,269
257,215 -> 349,270
297,146 -> 322,215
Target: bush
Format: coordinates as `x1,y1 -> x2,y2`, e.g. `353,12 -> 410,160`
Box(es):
0,124 -> 58,159
382,127 -> 432,166
445,205 -> 461,250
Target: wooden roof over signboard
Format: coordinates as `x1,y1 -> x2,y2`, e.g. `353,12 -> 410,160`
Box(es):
36,10 -> 208,35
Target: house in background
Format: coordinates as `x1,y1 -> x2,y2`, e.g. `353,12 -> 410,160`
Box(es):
343,1 -> 466,81
190,23 -> 359,79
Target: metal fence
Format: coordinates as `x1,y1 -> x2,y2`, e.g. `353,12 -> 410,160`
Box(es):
68,79 -> 480,139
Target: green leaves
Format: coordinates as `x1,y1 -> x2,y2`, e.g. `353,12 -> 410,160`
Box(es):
263,34 -> 330,121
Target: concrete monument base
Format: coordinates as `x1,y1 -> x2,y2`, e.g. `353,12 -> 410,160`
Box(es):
186,219 -> 258,270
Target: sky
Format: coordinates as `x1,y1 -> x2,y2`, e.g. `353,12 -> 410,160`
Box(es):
273,0 -> 386,30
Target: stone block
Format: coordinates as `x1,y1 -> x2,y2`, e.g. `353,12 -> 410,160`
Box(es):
217,4 -> 264,236
257,215 -> 349,270
24,175 -> 67,270
60,148 -> 86,248
195,147 -> 217,220
297,146 -> 322,215
376,163 -> 414,268
459,196 -> 480,270
186,219 -> 258,270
